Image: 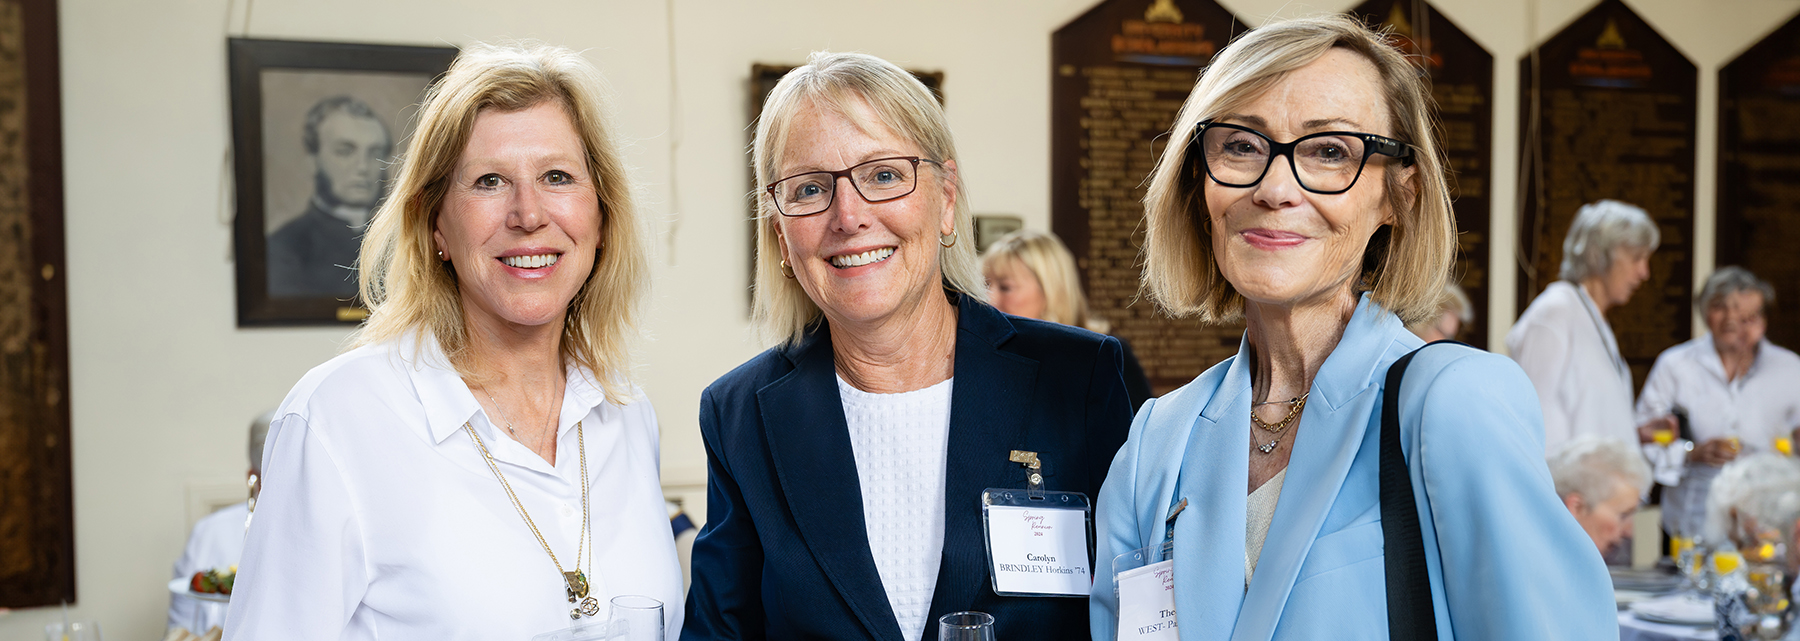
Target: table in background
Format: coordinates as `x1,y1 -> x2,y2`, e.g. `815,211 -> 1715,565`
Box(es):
1620,611 -> 1717,641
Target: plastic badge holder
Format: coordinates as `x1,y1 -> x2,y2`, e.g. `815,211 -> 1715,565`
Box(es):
980,488 -> 1095,597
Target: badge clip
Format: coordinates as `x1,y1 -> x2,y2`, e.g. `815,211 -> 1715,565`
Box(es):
1010,450 -> 1045,496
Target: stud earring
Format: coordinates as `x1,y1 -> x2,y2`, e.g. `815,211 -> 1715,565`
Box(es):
437,251 -> 446,261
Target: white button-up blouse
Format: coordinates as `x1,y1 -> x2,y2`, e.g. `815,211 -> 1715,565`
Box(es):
1507,280 -> 1639,452
224,334 -> 683,641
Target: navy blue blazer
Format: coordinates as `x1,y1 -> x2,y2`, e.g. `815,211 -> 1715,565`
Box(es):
681,294 -> 1134,641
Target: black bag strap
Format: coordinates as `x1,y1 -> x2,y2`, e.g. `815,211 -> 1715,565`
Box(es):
1381,340 -> 1463,640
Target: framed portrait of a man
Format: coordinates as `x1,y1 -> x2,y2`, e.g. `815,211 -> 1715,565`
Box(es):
229,38 -> 456,326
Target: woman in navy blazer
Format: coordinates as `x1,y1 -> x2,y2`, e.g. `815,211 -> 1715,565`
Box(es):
682,51 -> 1132,641
1089,16 -> 1615,640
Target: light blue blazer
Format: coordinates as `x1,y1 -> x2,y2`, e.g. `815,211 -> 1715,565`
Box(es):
1090,295 -> 1617,640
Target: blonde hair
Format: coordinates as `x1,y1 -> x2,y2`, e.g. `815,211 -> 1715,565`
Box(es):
981,229 -> 1108,333
1140,14 -> 1456,325
352,41 -> 648,404
750,51 -> 982,346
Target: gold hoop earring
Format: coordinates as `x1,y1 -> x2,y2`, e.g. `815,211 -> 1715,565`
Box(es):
939,232 -> 958,248
780,260 -> 795,279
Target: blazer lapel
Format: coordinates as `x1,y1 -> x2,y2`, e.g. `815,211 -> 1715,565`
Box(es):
759,328 -> 903,641
1232,297 -> 1407,641
1175,339 -> 1253,641
927,297 -> 1039,632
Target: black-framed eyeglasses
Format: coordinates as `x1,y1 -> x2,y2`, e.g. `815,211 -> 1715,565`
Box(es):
1188,121 -> 1414,195
765,156 -> 943,217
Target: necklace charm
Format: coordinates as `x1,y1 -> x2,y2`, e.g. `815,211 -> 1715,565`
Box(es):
1258,438 -> 1279,454
564,570 -> 590,601
569,596 -> 601,620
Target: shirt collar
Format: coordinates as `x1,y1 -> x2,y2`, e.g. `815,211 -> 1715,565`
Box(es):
1308,292 -> 1416,410
400,331 -> 615,444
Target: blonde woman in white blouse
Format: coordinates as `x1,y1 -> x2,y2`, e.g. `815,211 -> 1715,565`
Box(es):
225,42 -> 682,640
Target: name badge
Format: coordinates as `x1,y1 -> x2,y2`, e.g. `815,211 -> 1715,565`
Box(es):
1114,541 -> 1177,639
980,488 -> 1093,597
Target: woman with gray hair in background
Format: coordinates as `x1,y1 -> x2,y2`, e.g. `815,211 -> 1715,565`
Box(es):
1546,435 -> 1653,557
1639,266 -> 1800,539
682,51 -> 1132,641
1509,199 -> 1673,452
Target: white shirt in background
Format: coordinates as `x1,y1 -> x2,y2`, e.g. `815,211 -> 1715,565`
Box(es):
838,375 -> 953,641
224,333 -> 683,641
168,501 -> 249,635
1635,336 -> 1800,535
1507,280 -> 1639,452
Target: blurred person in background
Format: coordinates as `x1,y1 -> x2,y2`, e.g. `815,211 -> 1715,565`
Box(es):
982,228 -> 1152,410
1546,435 -> 1652,559
1642,266 -> 1800,538
1405,282 -> 1471,343
1508,199 -> 1674,452
1703,454 -> 1800,640
167,410 -> 273,637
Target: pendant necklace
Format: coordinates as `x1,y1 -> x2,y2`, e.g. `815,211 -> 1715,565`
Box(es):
1251,392 -> 1309,454
464,412 -> 599,620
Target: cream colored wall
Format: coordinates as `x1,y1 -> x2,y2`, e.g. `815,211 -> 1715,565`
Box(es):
3,0 -> 1790,637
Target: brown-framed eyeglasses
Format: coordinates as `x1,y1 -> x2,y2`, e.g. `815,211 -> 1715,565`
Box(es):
765,156 -> 944,217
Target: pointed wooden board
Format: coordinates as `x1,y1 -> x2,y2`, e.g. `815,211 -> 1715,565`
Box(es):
1518,0 -> 1696,391
1051,0 -> 1246,393
1351,0 -> 1494,349
1717,11 -> 1800,350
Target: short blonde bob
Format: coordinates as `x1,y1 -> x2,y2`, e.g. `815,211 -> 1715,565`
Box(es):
353,41 -> 648,404
750,51 -> 982,346
981,229 -> 1109,333
1140,14 -> 1456,325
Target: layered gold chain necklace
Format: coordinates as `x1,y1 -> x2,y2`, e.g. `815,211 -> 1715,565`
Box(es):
1251,393 -> 1309,454
463,417 -> 599,620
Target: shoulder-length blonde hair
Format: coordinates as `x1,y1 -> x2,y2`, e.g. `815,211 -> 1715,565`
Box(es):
1140,14 -> 1456,325
352,41 -> 648,404
750,51 -> 982,346
981,229 -> 1109,333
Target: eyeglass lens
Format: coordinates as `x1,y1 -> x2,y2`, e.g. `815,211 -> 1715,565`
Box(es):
771,158 -> 919,217
1201,126 -> 1372,193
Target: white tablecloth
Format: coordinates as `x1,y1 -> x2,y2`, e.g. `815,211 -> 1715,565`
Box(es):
1619,611 -> 1717,641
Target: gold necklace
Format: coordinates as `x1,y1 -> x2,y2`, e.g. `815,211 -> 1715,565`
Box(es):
1252,392 -> 1309,454
464,419 -> 599,620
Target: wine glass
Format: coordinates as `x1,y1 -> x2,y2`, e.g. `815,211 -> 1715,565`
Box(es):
938,611 -> 996,641
43,621 -> 101,641
607,595 -> 664,641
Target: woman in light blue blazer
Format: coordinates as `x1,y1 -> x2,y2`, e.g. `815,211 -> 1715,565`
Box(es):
1089,15 -> 1617,641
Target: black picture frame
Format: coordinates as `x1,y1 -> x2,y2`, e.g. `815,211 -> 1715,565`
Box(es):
229,38 -> 456,326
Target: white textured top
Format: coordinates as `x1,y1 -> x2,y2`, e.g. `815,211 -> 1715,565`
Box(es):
838,375 -> 954,641
1245,468 -> 1286,587
224,333 -> 684,641
1507,281 -> 1638,451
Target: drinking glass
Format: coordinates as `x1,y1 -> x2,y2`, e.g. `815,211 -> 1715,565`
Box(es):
608,595 -> 664,641
938,611 -> 996,641
43,621 -> 101,641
